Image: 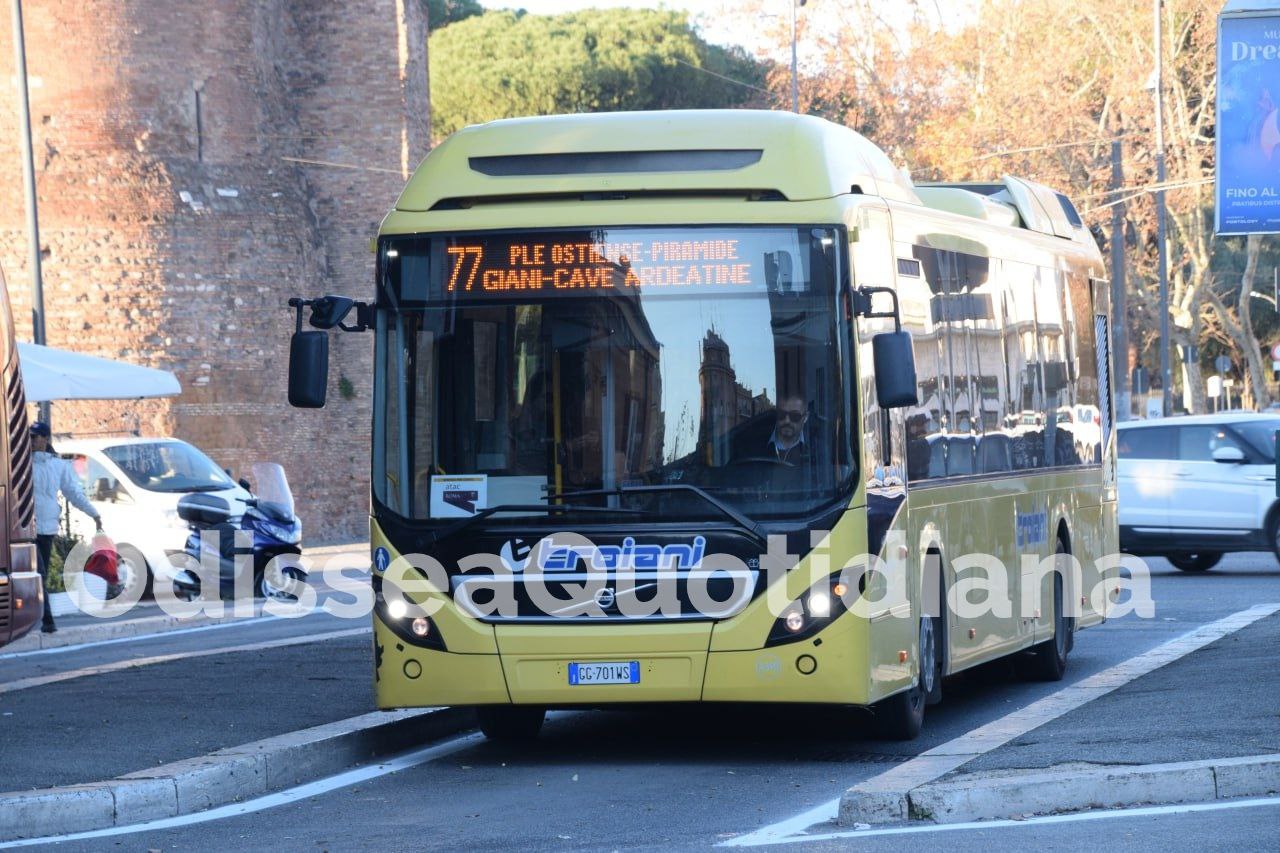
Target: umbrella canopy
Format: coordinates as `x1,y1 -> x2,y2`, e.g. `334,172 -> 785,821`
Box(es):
17,342 -> 181,402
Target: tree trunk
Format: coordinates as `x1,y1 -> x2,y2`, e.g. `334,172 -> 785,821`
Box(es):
1238,234 -> 1272,409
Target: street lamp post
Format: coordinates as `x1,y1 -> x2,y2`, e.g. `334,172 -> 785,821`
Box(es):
1153,0 -> 1172,416
791,0 -> 806,113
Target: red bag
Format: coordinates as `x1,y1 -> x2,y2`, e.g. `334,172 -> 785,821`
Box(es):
84,533 -> 119,586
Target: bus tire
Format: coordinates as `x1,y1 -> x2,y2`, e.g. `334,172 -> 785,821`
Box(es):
872,616 -> 933,740
476,705 -> 546,740
1026,546 -> 1072,682
924,558 -> 945,707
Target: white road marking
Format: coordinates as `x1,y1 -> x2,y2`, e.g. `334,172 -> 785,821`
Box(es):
725,602 -> 1280,847
736,795 -> 1280,845
727,797 -> 840,846
0,732 -> 483,849
0,614 -> 289,660
0,627 -> 371,694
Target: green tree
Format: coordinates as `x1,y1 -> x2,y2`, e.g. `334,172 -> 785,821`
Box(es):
428,8 -> 768,140
427,0 -> 483,30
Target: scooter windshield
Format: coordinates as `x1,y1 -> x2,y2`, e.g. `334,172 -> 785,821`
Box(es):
251,462 -> 295,516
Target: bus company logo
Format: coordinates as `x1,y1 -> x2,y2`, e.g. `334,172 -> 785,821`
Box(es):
755,655 -> 782,680
540,535 -> 708,572
499,538 -> 533,572
1015,511 -> 1048,548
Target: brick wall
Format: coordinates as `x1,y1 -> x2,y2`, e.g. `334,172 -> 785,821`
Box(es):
0,0 -> 429,542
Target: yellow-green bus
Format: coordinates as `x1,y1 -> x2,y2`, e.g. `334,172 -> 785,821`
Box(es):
288,110 -> 1117,740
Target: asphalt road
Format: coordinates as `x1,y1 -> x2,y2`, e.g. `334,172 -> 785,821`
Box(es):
6,552 -> 1280,851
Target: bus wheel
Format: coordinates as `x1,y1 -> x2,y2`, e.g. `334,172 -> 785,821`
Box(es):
1026,557 -> 1072,682
476,705 -> 546,740
925,565 -> 945,707
872,617 -> 932,740
1167,552 -> 1222,572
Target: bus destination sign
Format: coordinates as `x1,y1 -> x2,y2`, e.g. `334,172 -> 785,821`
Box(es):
445,236 -> 757,296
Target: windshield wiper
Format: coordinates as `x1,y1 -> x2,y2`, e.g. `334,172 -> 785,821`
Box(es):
549,484 -> 766,550
427,502 -> 643,548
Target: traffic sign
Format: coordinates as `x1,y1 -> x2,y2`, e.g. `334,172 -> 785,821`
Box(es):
1208,375 -> 1222,398
1271,342 -> 1280,361
1214,354 -> 1233,373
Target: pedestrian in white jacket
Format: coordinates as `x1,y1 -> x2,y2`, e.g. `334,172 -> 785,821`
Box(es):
30,422 -> 102,632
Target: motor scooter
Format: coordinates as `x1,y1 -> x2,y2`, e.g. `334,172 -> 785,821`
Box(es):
172,463 -> 304,600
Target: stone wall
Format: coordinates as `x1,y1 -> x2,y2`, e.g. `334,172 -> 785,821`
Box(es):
0,0 -> 430,541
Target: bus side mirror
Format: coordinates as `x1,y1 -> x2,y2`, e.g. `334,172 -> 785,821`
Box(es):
872,331 -> 919,409
288,331 -> 329,408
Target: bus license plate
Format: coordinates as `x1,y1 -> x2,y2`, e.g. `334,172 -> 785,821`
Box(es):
568,661 -> 640,685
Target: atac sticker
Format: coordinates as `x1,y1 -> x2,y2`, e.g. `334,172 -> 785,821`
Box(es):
429,474 -> 488,518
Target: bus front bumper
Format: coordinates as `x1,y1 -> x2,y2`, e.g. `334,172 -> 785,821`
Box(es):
372,613 -> 869,708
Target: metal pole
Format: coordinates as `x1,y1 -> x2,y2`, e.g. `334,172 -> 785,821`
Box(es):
1154,0 -> 1171,416
1110,139 -> 1130,421
10,0 -> 50,424
790,0 -> 799,113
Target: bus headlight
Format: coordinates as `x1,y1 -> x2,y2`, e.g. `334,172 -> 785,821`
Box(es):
766,571 -> 854,647
372,573 -> 446,651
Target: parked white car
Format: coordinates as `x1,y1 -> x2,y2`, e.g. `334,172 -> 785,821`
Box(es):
1117,413 -> 1280,571
57,437 -> 251,598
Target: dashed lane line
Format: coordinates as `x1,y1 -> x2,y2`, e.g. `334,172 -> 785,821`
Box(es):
0,627 -> 371,694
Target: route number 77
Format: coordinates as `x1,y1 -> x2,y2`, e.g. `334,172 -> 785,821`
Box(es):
446,245 -> 484,292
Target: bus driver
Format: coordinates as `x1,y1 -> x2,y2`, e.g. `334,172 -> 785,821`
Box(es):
768,395 -> 810,464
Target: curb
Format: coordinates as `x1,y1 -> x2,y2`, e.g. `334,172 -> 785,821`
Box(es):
1,609 -> 266,655
0,705 -> 474,841
840,754 -> 1280,826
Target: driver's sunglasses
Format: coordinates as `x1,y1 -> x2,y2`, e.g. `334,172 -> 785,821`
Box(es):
779,410 -> 806,423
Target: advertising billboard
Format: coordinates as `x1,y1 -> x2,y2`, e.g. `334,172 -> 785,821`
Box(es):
1217,5 -> 1280,234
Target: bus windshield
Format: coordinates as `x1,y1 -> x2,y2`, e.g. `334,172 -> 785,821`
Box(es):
373,225 -> 852,524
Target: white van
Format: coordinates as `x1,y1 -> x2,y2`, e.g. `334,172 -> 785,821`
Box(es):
57,437 -> 251,598
1117,413 -> 1280,571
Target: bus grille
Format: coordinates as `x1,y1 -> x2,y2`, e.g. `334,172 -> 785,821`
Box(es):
450,571 -> 758,623
7,366 -> 35,531
0,580 -> 10,634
